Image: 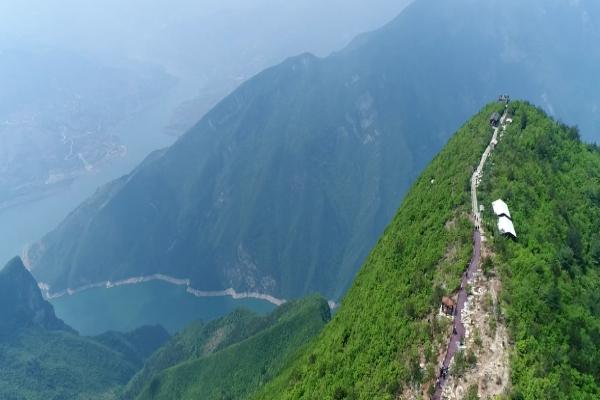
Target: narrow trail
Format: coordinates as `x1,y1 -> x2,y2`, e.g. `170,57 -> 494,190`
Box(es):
431,110 -> 506,400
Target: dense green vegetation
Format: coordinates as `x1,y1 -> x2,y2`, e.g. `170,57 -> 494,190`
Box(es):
124,307 -> 284,398
93,325 -> 170,369
478,102 -> 600,398
0,258 -> 169,400
134,295 -> 330,400
253,104 -> 503,399
0,328 -> 138,400
30,0 -> 600,305
5,102 -> 600,399
255,102 -> 600,399
0,256 -> 327,400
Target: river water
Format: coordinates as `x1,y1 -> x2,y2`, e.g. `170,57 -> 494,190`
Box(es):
52,280 -> 275,335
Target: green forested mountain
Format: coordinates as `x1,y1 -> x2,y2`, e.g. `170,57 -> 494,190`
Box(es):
93,325 -> 171,369
1,328 -> 137,400
252,103 -> 600,399
252,103 -> 496,399
0,257 -> 328,400
124,307 -> 284,398
0,258 -> 169,400
477,103 -> 600,398
128,296 -> 330,400
29,0 -> 600,303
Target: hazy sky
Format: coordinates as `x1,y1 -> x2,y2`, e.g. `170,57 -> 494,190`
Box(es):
0,0 -> 413,71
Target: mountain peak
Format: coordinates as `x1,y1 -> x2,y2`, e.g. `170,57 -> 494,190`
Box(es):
1,256 -> 36,282
0,257 -> 73,334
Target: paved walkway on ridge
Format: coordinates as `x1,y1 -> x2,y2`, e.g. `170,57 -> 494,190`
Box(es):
431,230 -> 481,400
431,111 -> 506,400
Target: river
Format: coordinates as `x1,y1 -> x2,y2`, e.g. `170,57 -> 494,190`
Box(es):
52,279 -> 275,335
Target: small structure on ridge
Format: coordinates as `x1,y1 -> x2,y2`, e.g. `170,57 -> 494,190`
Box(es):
490,112 -> 501,127
497,216 -> 517,238
498,94 -> 511,104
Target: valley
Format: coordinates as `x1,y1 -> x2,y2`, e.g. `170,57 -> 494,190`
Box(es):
1,2 -> 600,399
2,99 -> 599,399
26,0 -> 600,321
0,256 -> 324,399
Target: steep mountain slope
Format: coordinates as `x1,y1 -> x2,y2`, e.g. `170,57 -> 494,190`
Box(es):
129,296 -> 330,400
252,103 -> 497,399
253,103 -> 600,399
29,0 -> 600,303
0,258 -> 169,400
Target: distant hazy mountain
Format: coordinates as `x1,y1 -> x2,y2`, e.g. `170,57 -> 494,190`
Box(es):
29,0 -> 600,302
0,258 -> 170,399
0,0 -> 413,267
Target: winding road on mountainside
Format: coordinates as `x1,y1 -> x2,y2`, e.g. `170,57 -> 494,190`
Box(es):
431,110 -> 507,400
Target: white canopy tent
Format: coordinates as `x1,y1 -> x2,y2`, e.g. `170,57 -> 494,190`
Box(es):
497,216 -> 517,238
492,199 -> 511,219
